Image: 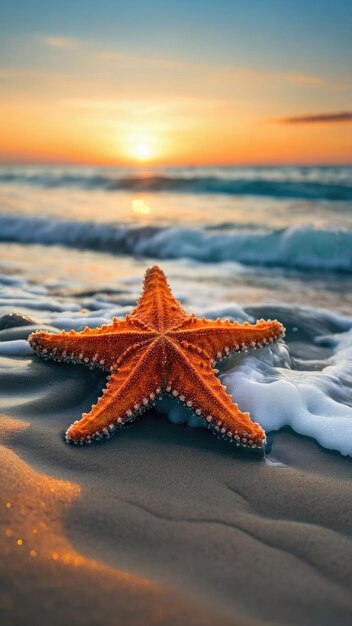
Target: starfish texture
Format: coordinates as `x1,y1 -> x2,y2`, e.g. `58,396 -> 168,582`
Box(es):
28,266 -> 285,448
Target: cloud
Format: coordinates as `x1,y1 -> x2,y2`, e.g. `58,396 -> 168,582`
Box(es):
40,36 -> 80,50
278,111 -> 352,124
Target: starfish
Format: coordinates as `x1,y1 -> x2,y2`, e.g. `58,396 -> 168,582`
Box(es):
28,266 -> 285,448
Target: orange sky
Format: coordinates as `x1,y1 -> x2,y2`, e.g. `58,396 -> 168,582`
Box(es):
1,5 -> 351,166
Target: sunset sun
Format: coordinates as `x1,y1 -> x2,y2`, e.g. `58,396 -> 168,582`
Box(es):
134,142 -> 151,161
121,131 -> 161,163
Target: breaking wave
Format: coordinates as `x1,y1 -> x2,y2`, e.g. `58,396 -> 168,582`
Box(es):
1,213 -> 351,273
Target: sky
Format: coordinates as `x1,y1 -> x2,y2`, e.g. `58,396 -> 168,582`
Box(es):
0,0 -> 351,166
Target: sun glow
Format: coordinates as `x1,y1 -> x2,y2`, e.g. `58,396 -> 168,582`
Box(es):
123,133 -> 159,163
135,142 -> 151,161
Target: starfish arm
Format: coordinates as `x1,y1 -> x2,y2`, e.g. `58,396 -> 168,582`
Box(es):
65,339 -> 163,444
28,319 -> 156,371
130,265 -> 187,331
172,317 -> 285,361
165,340 -> 266,448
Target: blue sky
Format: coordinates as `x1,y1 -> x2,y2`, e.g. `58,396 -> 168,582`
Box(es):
1,0 -> 351,74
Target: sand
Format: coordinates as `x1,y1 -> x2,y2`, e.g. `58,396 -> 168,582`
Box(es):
1,322 -> 352,626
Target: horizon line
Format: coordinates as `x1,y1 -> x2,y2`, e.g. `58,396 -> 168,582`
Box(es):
0,159 -> 351,168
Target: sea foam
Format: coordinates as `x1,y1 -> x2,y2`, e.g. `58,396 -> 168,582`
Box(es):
221,333 -> 352,457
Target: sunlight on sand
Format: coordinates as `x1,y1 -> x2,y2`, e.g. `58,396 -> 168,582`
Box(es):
0,416 -> 162,581
0,416 -> 228,626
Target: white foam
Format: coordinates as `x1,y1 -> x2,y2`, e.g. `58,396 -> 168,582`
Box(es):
222,333 -> 352,457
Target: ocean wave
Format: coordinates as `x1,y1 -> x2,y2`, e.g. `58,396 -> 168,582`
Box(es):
1,213 -> 352,272
0,167 -> 351,200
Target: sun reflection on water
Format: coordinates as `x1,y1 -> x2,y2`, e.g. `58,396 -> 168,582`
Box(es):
131,198 -> 152,216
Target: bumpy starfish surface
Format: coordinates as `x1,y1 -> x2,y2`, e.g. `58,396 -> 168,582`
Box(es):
28,266 -> 285,448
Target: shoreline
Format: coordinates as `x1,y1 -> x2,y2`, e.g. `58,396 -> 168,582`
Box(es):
1,249 -> 352,624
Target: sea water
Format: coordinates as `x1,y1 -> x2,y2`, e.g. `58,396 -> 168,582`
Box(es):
0,165 -> 351,455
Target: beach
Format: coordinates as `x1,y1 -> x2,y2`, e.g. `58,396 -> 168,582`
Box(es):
1,164 -> 352,625
1,409 -> 352,626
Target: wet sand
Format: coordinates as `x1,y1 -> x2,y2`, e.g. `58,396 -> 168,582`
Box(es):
1,321 -> 352,626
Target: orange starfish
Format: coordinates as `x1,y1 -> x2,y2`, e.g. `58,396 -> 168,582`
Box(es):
28,266 -> 285,448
